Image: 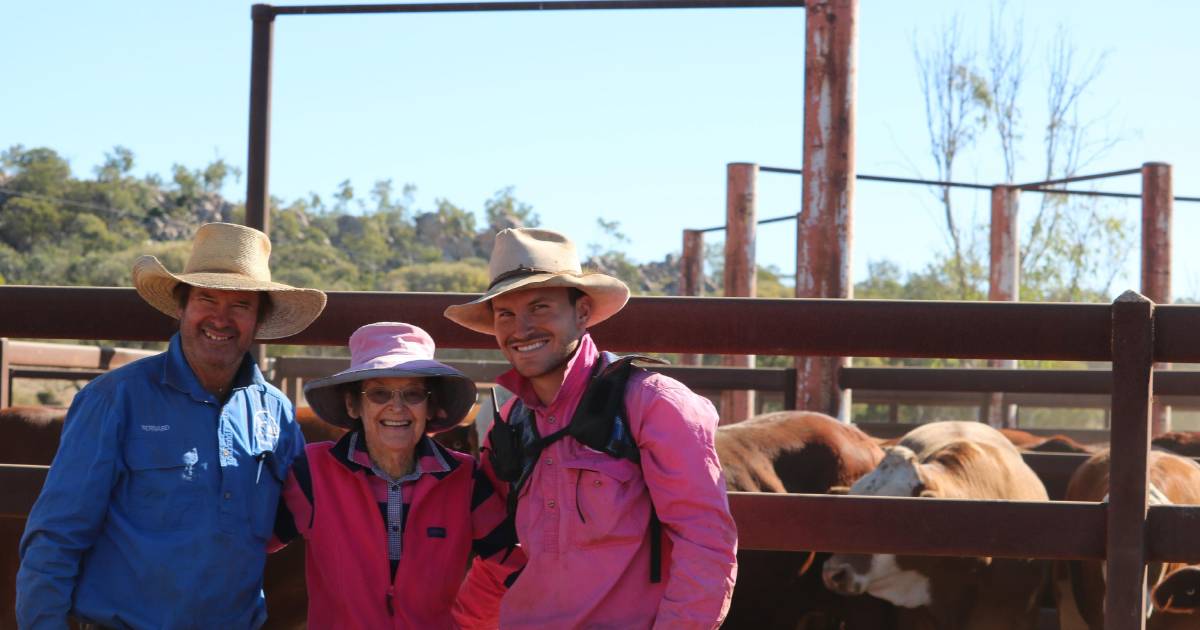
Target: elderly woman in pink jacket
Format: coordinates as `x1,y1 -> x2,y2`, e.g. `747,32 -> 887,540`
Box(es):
272,322 -> 521,629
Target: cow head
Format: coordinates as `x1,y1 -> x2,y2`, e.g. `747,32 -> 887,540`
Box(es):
821,445 -> 990,609
823,447 -> 934,607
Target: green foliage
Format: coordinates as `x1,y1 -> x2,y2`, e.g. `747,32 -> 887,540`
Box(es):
386,261 -> 489,293
0,144 -> 569,298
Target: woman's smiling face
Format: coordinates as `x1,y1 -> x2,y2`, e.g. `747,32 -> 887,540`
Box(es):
345,376 -> 430,459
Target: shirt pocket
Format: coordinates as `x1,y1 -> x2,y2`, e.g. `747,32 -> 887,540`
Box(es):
561,455 -> 647,549
250,452 -> 288,541
123,440 -> 206,532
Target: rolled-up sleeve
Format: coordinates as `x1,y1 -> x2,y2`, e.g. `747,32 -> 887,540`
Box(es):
17,391 -> 121,630
631,376 -> 738,629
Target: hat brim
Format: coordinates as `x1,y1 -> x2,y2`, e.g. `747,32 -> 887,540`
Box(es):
133,255 -> 327,340
443,272 -> 630,335
302,363 -> 478,433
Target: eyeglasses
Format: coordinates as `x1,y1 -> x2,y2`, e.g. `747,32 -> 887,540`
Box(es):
361,387 -> 431,407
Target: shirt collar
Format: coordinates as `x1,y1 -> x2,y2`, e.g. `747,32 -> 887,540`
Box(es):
161,332 -> 264,402
497,332 -> 599,413
332,430 -> 453,479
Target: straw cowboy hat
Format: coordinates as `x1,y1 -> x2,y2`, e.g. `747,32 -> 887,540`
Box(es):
444,227 -> 630,335
303,322 -> 477,432
132,222 -> 327,339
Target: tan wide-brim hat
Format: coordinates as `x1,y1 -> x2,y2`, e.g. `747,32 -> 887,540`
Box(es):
444,227 -> 630,335
132,222 -> 327,340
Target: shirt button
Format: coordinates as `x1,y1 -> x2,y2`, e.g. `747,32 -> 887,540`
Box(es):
221,449 -> 230,457
548,416 -> 557,424
391,525 -> 400,532
547,500 -> 556,508
544,458 -> 553,465
224,492 -> 232,500
593,480 -> 602,487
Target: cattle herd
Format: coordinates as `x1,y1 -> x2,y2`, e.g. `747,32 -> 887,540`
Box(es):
5,405 -> 1200,629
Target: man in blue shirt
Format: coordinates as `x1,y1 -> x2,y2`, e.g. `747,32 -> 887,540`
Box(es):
17,222 -> 327,629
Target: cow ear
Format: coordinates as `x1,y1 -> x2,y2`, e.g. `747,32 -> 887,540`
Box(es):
828,486 -> 851,496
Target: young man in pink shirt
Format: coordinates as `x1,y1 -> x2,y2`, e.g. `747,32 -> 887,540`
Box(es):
447,227 -> 737,629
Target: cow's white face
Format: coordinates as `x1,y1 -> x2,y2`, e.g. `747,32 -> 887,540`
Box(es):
822,553 -> 933,608
850,446 -> 923,497
823,447 -> 932,608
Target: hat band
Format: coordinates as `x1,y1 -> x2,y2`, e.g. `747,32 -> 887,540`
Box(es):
487,266 -> 575,290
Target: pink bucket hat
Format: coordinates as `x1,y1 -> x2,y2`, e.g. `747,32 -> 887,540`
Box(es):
302,322 -> 477,432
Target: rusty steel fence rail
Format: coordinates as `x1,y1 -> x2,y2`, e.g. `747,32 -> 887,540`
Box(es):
0,339 -> 158,407
0,286 -> 1123,358
4,287 -> 1200,629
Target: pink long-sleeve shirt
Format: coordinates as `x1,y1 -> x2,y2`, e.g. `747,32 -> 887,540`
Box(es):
469,333 -> 738,629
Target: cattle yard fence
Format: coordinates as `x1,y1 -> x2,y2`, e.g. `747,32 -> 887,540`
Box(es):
0,339 -> 157,408
12,341 -> 1200,436
2,286 -> 1199,628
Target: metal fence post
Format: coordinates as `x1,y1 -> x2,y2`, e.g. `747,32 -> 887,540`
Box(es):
680,229 -> 705,367
1106,290 -> 1154,630
722,163 -> 758,423
797,0 -> 857,421
988,185 -> 1020,427
0,338 -> 10,408
1142,162 -> 1172,436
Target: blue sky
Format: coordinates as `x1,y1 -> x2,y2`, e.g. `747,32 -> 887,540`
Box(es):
5,0 -> 1199,299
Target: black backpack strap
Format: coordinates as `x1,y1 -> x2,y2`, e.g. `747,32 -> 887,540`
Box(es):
577,352 -> 667,584
489,352 -> 670,584
649,505 -> 662,583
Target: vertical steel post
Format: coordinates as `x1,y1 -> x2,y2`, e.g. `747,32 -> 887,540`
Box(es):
987,185 -> 1019,427
721,163 -> 758,423
0,338 -> 10,408
680,229 -> 705,367
246,5 -> 275,369
1106,290 -> 1154,630
246,4 -> 275,236
797,0 -> 857,420
1142,162 -> 1172,436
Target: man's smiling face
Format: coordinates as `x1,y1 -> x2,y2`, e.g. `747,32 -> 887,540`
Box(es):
178,286 -> 260,386
491,286 -> 591,400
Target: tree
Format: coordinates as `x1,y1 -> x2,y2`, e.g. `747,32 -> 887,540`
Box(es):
913,16 -> 992,299
911,7 -> 1131,305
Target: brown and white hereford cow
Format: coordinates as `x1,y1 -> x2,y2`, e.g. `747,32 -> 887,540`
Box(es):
1054,449 -> 1200,630
821,421 -> 1050,630
716,411 -> 916,629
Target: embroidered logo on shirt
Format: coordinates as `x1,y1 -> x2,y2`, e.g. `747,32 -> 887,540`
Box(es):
427,527 -> 447,538
140,424 -> 170,432
254,410 -> 280,449
182,448 -> 199,481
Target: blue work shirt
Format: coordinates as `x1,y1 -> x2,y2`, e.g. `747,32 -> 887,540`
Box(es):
17,333 -> 304,630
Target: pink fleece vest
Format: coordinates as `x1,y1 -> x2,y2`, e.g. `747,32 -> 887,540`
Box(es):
303,442 -> 475,629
